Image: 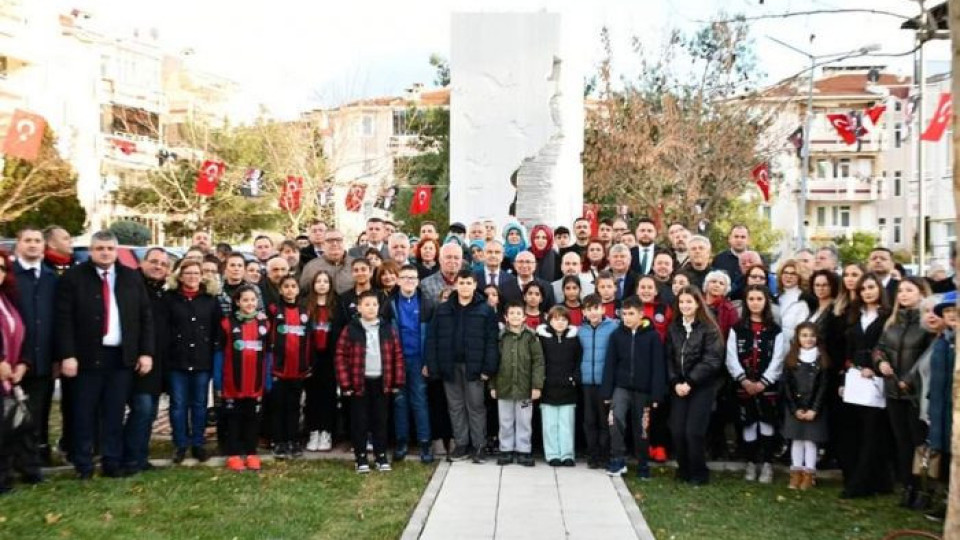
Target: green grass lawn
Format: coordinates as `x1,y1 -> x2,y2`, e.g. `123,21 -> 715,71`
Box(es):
0,459 -> 435,540
627,468 -> 943,540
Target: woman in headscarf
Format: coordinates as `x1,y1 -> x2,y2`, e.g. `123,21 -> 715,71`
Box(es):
529,224 -> 559,282
502,222 -> 528,270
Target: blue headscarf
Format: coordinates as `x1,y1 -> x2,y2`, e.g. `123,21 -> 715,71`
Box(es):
468,239 -> 486,273
502,222 -> 528,262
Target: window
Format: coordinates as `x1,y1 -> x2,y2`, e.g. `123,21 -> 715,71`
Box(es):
877,179 -> 884,197
392,110 -> 413,136
895,123 -> 902,148
362,114 -> 374,137
839,206 -> 851,227
879,217 -> 887,242
895,100 -> 902,112
816,207 -> 826,227
894,171 -> 902,196
894,217 -> 902,244
838,158 -> 851,178
815,160 -> 831,179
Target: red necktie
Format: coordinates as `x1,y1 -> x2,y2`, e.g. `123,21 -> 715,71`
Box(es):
101,270 -> 110,336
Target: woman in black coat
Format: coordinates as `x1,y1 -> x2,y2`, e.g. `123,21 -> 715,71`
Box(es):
666,286 -> 725,485
838,272 -> 892,498
874,276 -> 933,506
164,259 -> 221,464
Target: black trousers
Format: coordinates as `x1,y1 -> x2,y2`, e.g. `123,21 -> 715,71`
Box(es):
350,378 -> 388,460
271,379 -> 303,444
427,378 -> 452,442
582,385 -> 610,462
670,384 -> 716,482
840,403 -> 893,495
21,376 -> 53,453
223,398 -> 260,456
303,353 -> 338,434
887,399 -> 925,486
70,348 -> 132,475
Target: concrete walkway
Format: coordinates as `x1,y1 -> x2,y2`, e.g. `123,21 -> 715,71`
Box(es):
404,461 -> 653,540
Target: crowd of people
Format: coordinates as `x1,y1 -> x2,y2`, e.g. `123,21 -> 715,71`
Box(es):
0,216 -> 955,519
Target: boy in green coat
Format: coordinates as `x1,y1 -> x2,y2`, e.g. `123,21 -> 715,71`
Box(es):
490,301 -> 545,466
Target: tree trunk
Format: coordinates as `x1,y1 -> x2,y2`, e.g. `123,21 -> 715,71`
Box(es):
947,2 -> 960,537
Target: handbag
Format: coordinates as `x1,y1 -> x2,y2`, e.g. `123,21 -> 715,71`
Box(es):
3,385 -> 33,436
912,443 -> 941,479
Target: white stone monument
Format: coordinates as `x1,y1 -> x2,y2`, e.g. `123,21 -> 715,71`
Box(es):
449,12 -> 584,230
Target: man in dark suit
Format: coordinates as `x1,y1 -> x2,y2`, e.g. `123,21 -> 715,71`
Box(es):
474,240 -> 518,298
502,251 -> 556,309
868,247 -> 900,298
710,224 -> 749,288
347,217 -> 390,259
608,244 -> 640,300
56,230 -> 155,479
630,217 -> 668,275
12,226 -> 58,471
299,220 -> 327,266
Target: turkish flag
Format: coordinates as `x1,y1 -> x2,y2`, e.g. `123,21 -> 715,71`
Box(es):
751,162 -> 771,202
410,185 -> 432,215
3,109 -> 46,162
345,183 -> 366,212
826,114 -> 858,145
582,203 -> 600,237
921,92 -> 952,142
865,104 -> 886,125
279,175 -> 303,211
195,160 -> 224,196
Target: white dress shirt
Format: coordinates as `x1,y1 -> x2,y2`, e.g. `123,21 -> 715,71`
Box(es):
100,265 -> 123,347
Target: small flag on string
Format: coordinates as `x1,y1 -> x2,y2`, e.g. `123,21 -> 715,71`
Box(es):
410,185 -> 432,215
345,183 -> 366,212
751,162 -> 771,202
279,175 -> 303,211
786,126 -> 803,158
921,92 -> 952,142
865,103 -> 886,125
582,203 -> 600,237
195,160 -> 224,196
826,114 -> 859,145
3,109 -> 46,162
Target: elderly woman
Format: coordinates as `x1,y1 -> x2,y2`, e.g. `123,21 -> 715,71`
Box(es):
703,270 -> 740,339
775,259 -> 813,344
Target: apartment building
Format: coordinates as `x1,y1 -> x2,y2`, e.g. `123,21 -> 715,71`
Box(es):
301,84 -> 450,238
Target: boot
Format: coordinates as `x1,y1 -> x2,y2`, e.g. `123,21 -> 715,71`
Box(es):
899,485 -> 917,508
799,470 -> 815,491
788,470 -> 802,490
913,489 -> 932,511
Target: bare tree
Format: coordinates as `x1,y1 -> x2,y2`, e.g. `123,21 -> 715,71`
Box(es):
0,130 -> 77,224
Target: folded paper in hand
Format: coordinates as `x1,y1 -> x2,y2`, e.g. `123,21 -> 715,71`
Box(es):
842,367 -> 886,409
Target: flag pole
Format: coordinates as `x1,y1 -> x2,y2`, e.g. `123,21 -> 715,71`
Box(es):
916,18 -> 927,274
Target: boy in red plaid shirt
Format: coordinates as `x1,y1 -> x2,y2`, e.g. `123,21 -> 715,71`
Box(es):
335,290 -> 405,473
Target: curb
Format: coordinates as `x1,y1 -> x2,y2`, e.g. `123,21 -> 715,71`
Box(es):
400,460 -> 450,540
611,476 -> 656,540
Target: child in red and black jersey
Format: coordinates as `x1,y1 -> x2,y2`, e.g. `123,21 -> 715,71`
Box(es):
267,276 -> 312,459
303,270 -> 341,453
522,281 -> 546,330
214,285 -> 272,472
595,272 -> 620,320
335,290 -> 405,473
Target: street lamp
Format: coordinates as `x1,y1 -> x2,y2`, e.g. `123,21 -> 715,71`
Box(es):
767,37 -> 882,250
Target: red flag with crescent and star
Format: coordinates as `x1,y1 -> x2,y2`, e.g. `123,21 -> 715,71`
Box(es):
195,160 -> 224,196
3,109 -> 46,161
279,175 -> 303,211
921,93 -> 952,142
410,185 -> 432,215
751,162 -> 771,202
345,183 -> 366,212
826,113 -> 859,145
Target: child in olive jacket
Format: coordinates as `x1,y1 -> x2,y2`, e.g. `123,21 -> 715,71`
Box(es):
490,301 -> 545,466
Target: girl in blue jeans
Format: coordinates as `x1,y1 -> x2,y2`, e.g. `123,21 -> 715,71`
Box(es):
163,259 -> 221,464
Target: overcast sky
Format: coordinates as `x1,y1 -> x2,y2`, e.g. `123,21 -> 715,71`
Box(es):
63,0 -> 951,120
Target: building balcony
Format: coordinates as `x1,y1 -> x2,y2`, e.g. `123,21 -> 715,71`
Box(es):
388,134 -> 423,157
808,226 -> 855,241
796,177 -> 878,202
99,132 -> 160,170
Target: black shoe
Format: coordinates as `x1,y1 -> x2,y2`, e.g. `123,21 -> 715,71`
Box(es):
517,453 -> 535,467
393,441 -> 408,462
21,473 -> 43,485
290,443 -> 303,459
272,444 -> 288,460
140,462 -> 155,472
192,446 -> 209,463
548,458 -> 561,467
472,448 -> 486,464
497,452 -> 515,466
448,446 -> 471,462
173,448 -> 187,465
77,471 -> 93,481
561,458 -> 576,467
101,467 -> 124,478
899,486 -> 917,508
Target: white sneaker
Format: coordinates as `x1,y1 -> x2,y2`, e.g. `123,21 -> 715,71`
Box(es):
319,431 -> 333,452
759,463 -> 774,484
306,431 -> 321,452
744,463 -> 757,482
